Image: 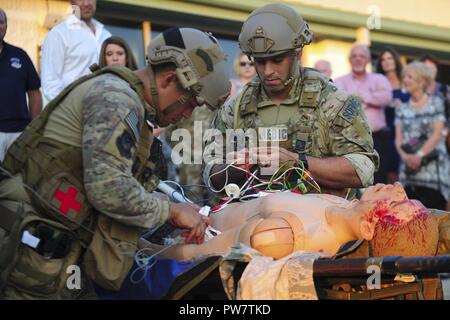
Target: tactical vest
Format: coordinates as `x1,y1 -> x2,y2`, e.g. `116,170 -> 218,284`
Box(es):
3,66 -> 161,239
0,66 -> 163,295
233,68 -> 335,157
232,68 -> 353,195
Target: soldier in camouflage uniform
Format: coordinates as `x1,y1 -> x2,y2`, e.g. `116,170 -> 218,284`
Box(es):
0,27 -> 230,299
165,104 -> 215,205
204,3 -> 379,197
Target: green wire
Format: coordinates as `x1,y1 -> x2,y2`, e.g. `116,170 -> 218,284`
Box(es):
253,160 -> 321,194
266,160 -> 292,190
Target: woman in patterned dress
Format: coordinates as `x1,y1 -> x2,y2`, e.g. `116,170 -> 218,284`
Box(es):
395,61 -> 450,210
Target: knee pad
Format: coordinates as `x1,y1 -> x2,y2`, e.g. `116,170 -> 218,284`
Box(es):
250,217 -> 294,260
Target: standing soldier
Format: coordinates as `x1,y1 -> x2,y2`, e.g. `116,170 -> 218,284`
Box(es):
165,104 -> 216,205
0,27 -> 230,299
203,3 -> 379,197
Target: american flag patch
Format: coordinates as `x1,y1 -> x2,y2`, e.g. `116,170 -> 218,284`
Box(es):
125,110 -> 139,142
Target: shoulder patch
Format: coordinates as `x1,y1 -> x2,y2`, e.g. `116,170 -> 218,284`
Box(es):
338,96 -> 360,124
300,79 -> 322,107
304,79 -> 322,92
124,110 -> 139,142
116,130 -> 134,159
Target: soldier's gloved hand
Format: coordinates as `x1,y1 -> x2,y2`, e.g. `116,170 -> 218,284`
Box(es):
169,202 -> 209,244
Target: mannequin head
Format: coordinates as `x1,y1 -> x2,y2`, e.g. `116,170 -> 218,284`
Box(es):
356,184 -> 439,256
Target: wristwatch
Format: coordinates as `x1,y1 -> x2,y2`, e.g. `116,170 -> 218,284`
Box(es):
298,153 -> 309,170
416,150 -> 425,158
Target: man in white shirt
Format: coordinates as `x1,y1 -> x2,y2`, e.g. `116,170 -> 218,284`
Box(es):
41,0 -> 111,102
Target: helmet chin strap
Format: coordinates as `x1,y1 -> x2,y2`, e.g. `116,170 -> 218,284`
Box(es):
147,66 -> 193,127
285,51 -> 300,87
262,51 -> 299,94
147,66 -> 164,126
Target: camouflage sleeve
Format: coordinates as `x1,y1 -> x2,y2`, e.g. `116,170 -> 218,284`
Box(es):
81,76 -> 169,229
323,89 -> 380,186
212,95 -> 237,133
202,96 -> 237,187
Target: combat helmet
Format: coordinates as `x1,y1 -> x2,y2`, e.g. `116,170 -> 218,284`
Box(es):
147,28 -> 230,125
239,3 -> 313,58
238,4 -> 313,92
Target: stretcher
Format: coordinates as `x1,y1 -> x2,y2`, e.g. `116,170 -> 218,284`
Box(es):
162,240 -> 450,300
313,255 -> 449,300
153,184 -> 450,300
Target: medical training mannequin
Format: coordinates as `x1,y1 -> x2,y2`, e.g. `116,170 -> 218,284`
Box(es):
160,183 -> 439,261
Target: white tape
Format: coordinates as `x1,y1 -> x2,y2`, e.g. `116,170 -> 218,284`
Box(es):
204,225 -> 222,242
21,230 -> 40,249
199,205 -> 211,217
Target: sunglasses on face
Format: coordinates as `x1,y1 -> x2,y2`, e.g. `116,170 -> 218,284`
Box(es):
240,61 -> 255,67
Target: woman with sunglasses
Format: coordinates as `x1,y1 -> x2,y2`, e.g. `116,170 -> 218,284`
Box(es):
230,52 -> 256,98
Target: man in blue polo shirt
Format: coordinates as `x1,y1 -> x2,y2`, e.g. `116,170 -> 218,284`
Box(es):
0,8 -> 42,161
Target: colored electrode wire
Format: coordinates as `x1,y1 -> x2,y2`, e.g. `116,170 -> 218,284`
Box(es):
216,161 -> 320,193
136,161 -> 322,269
130,241 -> 180,284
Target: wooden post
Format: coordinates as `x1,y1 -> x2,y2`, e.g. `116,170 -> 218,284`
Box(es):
356,27 -> 371,46
142,21 -> 152,55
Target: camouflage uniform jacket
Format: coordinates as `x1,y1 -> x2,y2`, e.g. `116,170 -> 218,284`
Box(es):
6,73 -> 169,229
203,68 -> 379,188
79,74 -> 170,228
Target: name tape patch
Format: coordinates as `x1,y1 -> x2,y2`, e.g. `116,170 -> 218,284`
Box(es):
258,127 -> 288,142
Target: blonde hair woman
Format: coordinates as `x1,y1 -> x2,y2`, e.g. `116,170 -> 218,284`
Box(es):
229,52 -> 256,98
395,61 -> 450,210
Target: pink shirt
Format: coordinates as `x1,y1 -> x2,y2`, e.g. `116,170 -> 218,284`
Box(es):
334,72 -> 392,132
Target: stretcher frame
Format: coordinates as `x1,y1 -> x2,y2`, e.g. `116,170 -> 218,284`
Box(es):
164,254 -> 450,300
154,188 -> 450,300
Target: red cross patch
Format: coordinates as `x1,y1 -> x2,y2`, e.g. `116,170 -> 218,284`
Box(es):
53,185 -> 82,215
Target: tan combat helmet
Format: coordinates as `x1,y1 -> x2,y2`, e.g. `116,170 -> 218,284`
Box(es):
239,3 -> 313,58
239,4 -> 313,91
147,28 -> 230,125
